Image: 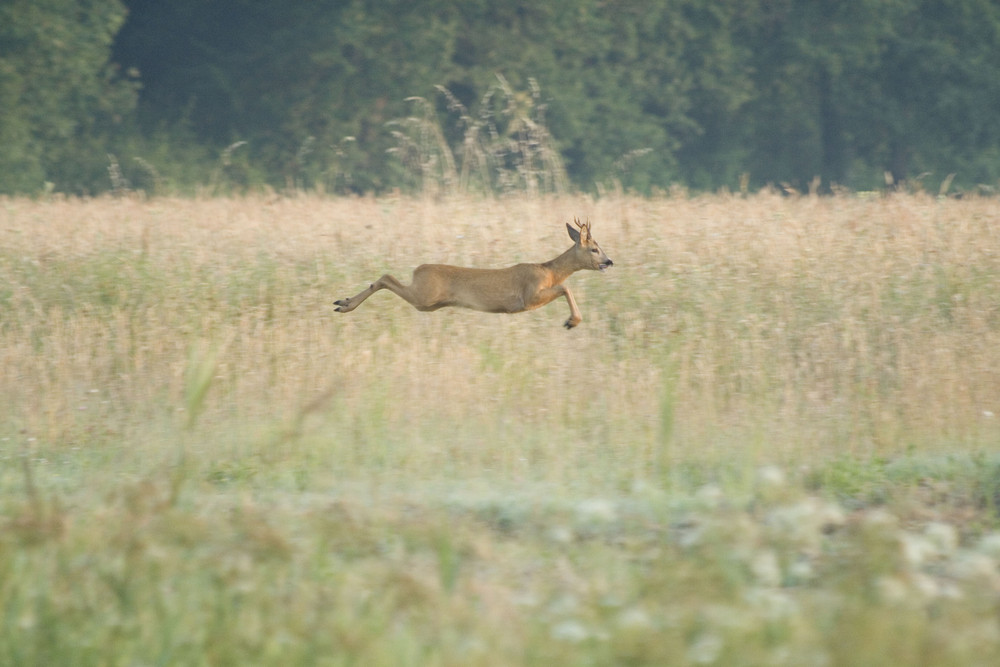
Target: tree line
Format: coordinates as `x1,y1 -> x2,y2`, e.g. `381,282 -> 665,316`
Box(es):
3,0 -> 1000,195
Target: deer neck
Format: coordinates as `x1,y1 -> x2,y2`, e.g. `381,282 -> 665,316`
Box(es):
542,246 -> 584,282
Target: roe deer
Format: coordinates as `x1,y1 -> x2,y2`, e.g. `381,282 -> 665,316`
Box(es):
334,218 -> 613,329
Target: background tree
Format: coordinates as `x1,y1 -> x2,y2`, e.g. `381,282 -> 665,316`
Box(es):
862,0 -> 1000,186
3,0 -> 999,194
0,0 -> 136,194
112,0 -> 754,193
733,0 -> 1000,191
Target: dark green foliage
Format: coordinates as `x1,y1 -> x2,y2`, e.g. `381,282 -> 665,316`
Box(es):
0,0 -> 138,194
4,0 -> 1000,194
734,0 -> 1000,191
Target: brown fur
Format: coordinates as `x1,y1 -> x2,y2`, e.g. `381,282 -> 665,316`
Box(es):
334,218 -> 612,328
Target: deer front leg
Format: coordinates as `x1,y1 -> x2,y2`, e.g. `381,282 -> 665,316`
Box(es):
560,285 -> 583,329
528,284 -> 582,329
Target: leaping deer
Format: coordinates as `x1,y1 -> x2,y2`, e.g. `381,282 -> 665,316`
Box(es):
334,218 -> 613,329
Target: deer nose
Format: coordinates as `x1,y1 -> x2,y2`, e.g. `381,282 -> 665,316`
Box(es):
604,258 -> 614,267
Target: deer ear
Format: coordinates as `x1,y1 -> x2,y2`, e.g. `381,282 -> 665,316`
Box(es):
566,222 -> 581,244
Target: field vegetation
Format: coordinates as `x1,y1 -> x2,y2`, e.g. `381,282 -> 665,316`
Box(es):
2,192 -> 1000,664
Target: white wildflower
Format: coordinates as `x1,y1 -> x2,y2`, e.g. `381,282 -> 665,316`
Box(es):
547,594 -> 580,616
751,549 -> 782,587
977,532 -> 1000,558
617,607 -> 653,630
687,633 -> 723,664
912,572 -> 942,599
901,523 -> 959,567
877,576 -> 909,603
576,498 -> 616,524
767,497 -> 845,551
549,525 -> 573,544
18,611 -> 36,630
924,522 -> 958,554
695,484 -> 724,508
900,533 -> 936,567
938,580 -> 963,600
676,519 -> 704,549
950,552 -> 1000,588
550,620 -> 589,643
513,592 -> 539,608
788,558 -> 815,583
862,508 -> 898,528
757,465 -> 786,488
745,587 -> 798,620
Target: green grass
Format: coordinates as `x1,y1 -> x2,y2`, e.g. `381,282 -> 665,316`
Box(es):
2,192 -> 1000,664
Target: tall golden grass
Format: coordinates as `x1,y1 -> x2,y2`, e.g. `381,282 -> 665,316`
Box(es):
2,192 -> 997,467
2,192 -> 1000,664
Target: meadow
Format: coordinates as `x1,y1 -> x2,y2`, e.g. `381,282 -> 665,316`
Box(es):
2,191 -> 1000,665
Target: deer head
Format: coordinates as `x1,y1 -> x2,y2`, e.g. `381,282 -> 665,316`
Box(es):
566,218 -> 613,271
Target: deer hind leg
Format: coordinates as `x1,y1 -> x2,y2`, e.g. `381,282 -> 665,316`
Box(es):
334,274 -> 402,312
334,274 -> 439,313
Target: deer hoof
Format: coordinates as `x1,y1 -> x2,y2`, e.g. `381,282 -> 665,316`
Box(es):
564,319 -> 580,329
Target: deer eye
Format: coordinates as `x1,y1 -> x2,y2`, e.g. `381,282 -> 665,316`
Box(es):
591,248 -> 599,253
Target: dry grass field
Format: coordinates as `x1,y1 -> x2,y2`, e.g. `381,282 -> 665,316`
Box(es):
2,192 -> 1000,664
